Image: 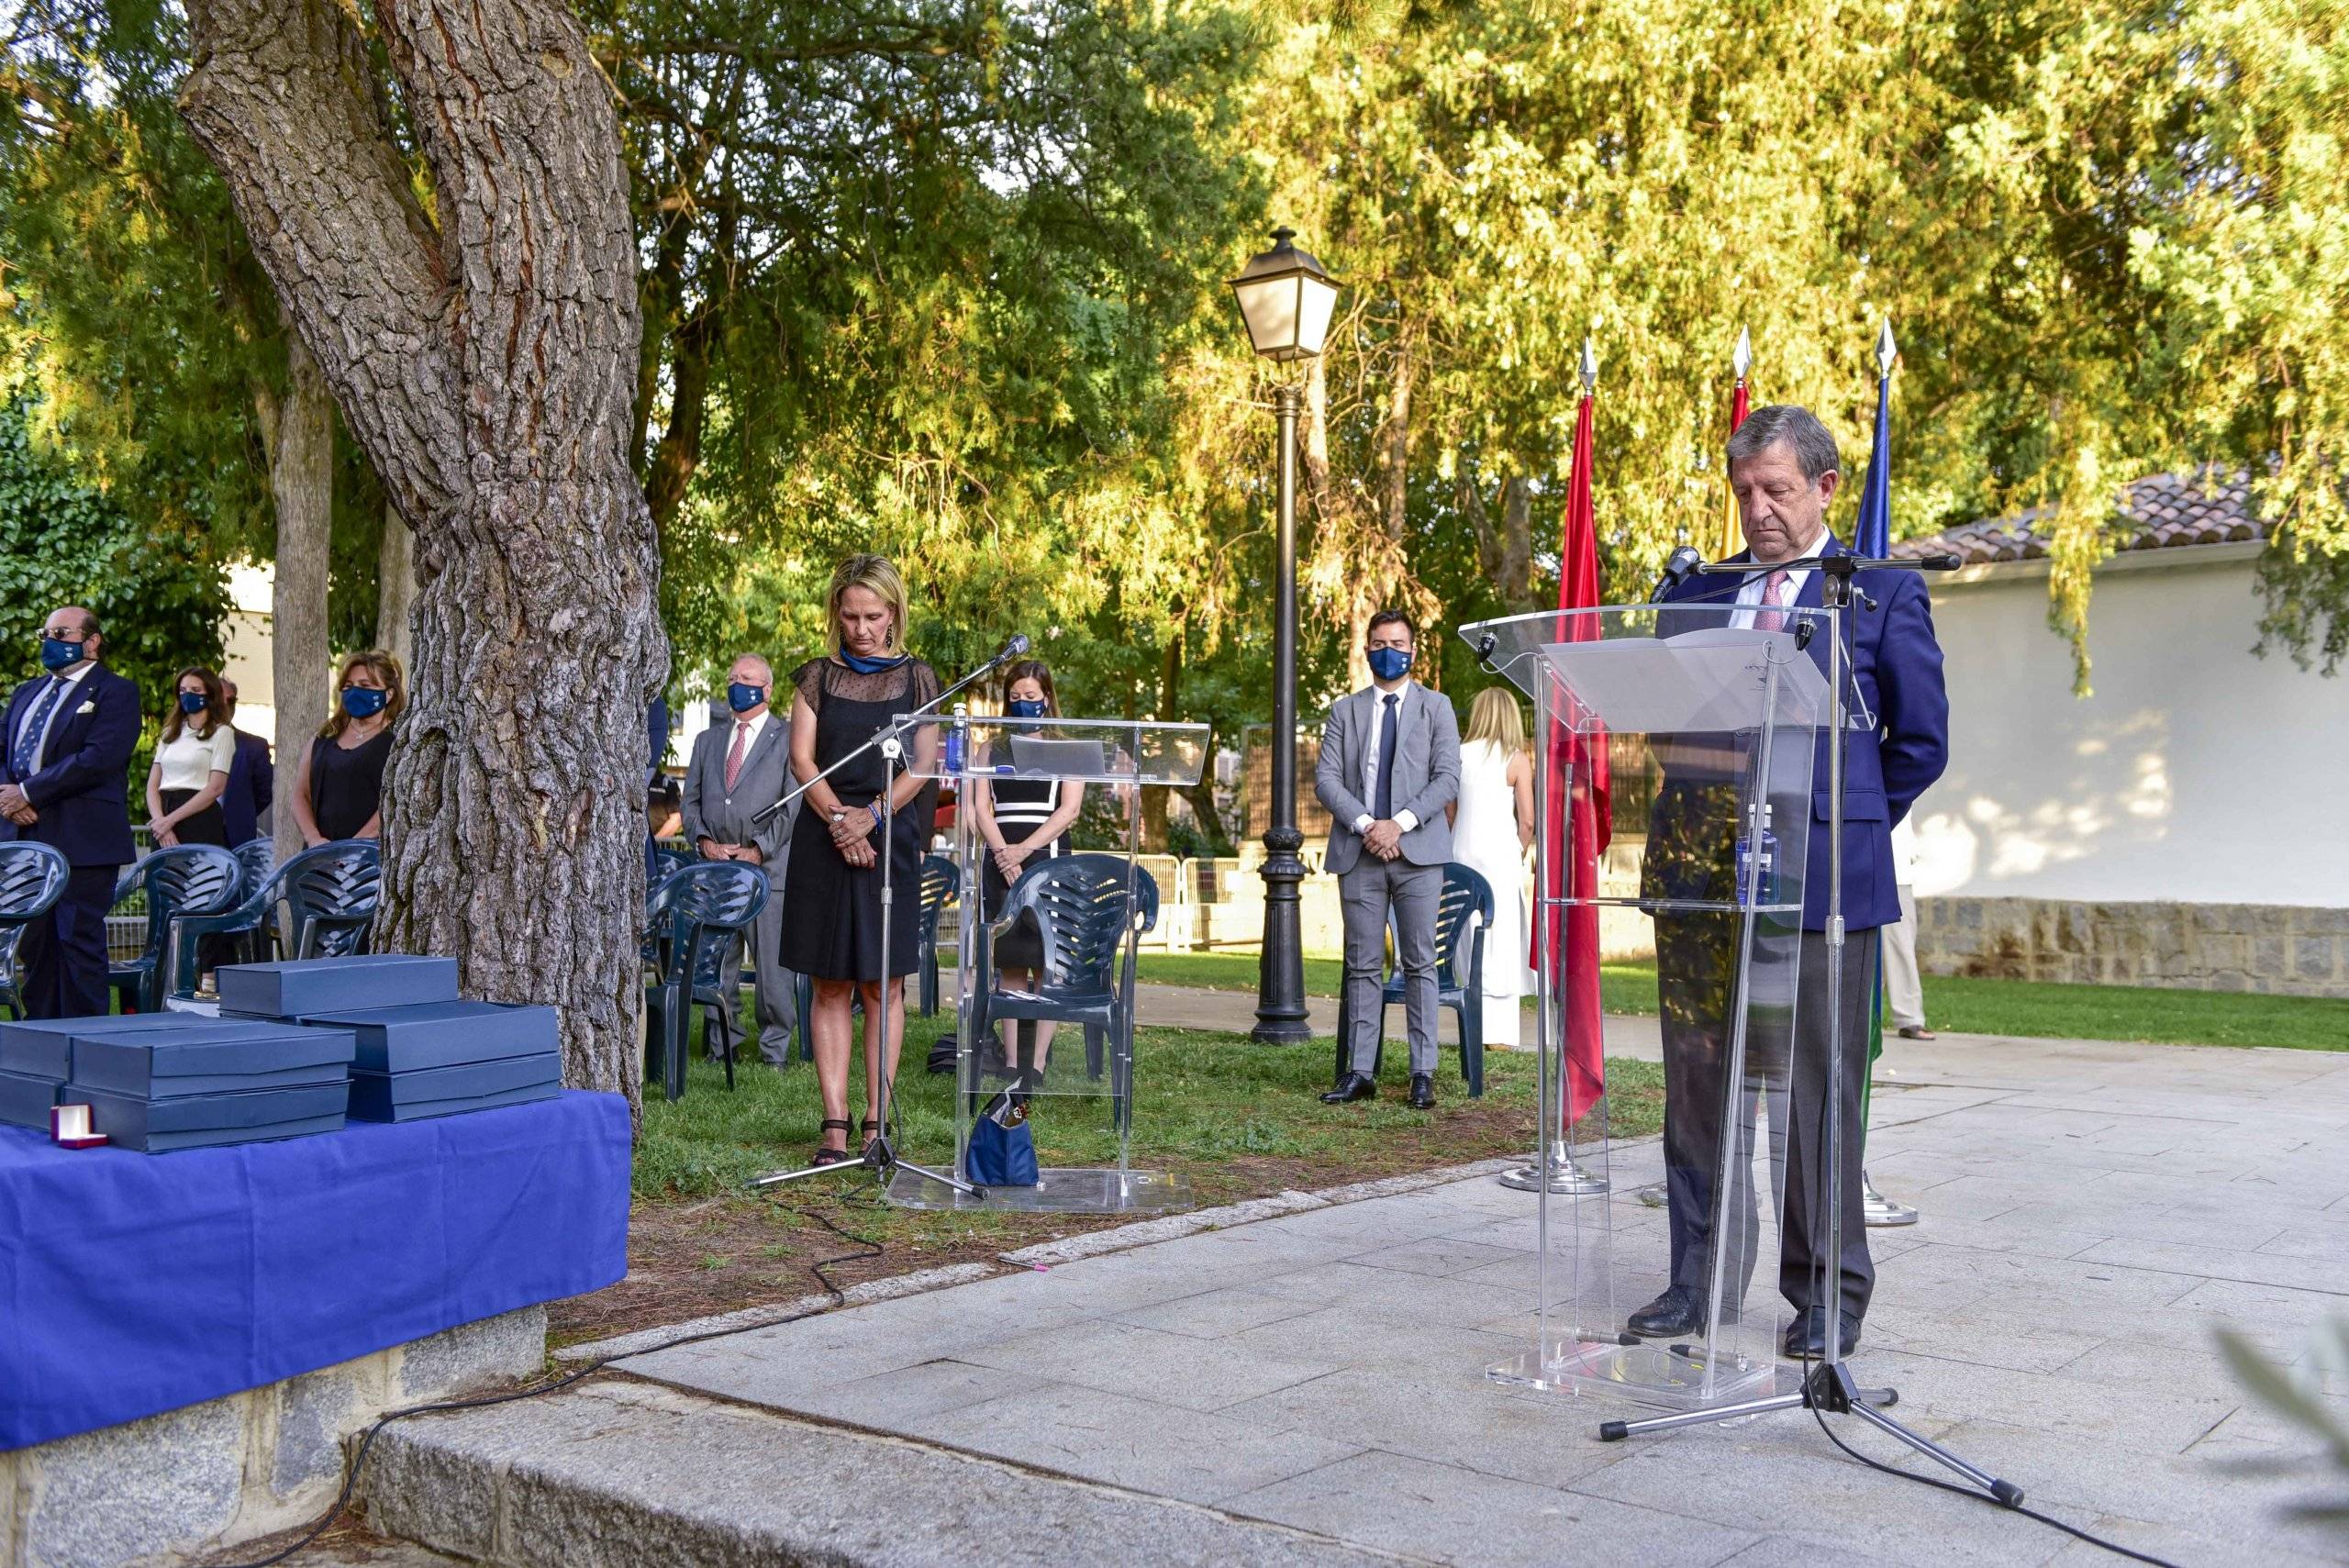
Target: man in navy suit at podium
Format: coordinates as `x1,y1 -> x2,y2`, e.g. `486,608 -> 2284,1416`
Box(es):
1632,406 -> 1948,1360
0,606 -> 141,1018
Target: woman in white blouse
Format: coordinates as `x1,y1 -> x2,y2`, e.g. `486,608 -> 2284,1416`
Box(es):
144,666 -> 236,849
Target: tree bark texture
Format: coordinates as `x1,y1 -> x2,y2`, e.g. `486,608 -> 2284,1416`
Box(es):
262,339 -> 334,867
375,500 -> 417,668
182,0 -> 665,1116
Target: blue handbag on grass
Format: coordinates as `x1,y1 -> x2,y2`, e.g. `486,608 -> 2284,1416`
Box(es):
966,1100 -> 1040,1187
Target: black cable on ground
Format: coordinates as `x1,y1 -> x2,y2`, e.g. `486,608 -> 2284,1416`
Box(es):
218,1196 -> 887,1568
1787,943 -> 2182,1568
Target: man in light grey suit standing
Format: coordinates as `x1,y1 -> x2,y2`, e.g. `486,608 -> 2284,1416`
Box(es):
682,653 -> 799,1067
1315,609 -> 1463,1108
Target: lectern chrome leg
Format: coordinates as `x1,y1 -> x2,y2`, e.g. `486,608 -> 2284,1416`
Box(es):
1497,1141 -> 1609,1194
1861,1169 -> 1919,1228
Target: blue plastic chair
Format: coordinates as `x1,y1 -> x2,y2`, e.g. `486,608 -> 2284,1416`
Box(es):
108,846 -> 244,1013
229,840 -> 279,962
1330,862 -> 1493,1097
167,841 -> 381,1000
0,842 -> 71,1019
978,853 -> 1158,1133
917,852 -> 961,1017
644,862 -> 768,1101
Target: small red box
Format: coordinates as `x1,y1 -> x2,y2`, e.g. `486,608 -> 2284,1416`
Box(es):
50,1103 -> 109,1149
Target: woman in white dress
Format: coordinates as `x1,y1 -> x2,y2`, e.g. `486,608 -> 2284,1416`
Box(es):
1447,687 -> 1536,1047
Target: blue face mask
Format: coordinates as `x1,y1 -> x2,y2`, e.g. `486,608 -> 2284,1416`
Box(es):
1367,646 -> 1414,682
341,686 -> 389,719
39,636 -> 83,673
1006,698 -> 1049,719
178,692 -> 207,715
727,682 -> 766,713
841,650 -> 908,675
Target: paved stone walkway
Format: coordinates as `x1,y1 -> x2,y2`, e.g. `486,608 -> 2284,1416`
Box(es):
380,1002 -> 2349,1567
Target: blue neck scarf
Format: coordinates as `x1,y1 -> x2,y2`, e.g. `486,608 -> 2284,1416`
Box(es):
841,650 -> 908,675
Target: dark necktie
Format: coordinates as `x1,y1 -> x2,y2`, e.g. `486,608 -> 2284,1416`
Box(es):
1374,692 -> 1400,821
11,676 -> 67,780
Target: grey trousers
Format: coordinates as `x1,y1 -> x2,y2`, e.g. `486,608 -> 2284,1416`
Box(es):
708,884 -> 799,1066
1340,855 -> 1442,1075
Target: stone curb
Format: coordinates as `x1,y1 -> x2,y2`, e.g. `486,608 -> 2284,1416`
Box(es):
551,1261 -> 999,1364
359,1377 -> 1432,1568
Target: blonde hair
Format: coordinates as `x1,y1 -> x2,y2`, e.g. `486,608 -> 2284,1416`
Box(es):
826,553 -> 910,656
1465,686 -> 1526,755
320,650 -> 407,740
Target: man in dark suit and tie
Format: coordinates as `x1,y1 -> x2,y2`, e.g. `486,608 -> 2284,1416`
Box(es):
681,653 -> 798,1066
1632,405 -> 1949,1359
0,606 -> 141,1018
1315,610 -> 1464,1109
217,679 -> 275,848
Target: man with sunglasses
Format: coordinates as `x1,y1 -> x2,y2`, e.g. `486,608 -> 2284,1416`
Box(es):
1,607 -> 142,1017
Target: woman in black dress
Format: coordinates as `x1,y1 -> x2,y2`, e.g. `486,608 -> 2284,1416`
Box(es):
779,555 -> 941,1164
291,651 -> 403,846
968,660 -> 1083,1084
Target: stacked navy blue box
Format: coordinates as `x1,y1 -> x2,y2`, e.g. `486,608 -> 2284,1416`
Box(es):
221,955 -> 561,1123
1,1012 -> 357,1151
0,1013 -> 203,1129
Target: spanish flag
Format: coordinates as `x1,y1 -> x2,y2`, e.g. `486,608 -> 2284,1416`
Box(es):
1538,340 -> 1611,1123
1715,327 -> 1752,558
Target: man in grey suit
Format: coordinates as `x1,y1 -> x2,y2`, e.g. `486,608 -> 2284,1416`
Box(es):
1315,609 -> 1463,1108
682,653 -> 799,1066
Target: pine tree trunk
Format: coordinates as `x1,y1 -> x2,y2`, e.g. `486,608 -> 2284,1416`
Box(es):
266,340 -> 332,866
375,501 -> 416,668
183,0 -> 664,1117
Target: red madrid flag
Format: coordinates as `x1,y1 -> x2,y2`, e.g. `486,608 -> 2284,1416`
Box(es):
1539,387 -> 1611,1121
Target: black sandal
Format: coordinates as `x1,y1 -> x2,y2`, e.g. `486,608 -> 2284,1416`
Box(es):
861,1118 -> 887,1155
810,1118 -> 854,1166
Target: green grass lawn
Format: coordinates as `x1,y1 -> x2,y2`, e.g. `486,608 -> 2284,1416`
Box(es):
637,1022 -> 1664,1204
1137,951 -> 2349,1051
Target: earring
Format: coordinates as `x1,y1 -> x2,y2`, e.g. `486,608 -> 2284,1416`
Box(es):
885,625 -> 896,649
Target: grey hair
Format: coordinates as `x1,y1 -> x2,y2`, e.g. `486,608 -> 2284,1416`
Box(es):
1726,405 -> 1841,484
729,652 -> 774,683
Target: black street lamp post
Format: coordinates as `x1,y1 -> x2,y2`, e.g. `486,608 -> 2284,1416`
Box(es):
1228,228 -> 1341,1044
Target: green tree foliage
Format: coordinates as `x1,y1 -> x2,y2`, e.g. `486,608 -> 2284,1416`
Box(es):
0,394 -> 227,752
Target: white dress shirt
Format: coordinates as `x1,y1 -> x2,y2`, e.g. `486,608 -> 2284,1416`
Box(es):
1730,525 -> 1832,629
17,661 -> 98,776
1352,681 -> 1420,836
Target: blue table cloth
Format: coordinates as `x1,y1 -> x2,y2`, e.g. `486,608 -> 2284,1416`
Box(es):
0,1089 -> 629,1450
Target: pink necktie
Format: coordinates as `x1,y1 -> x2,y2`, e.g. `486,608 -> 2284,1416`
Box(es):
1753,569 -> 1792,632
725,721 -> 750,791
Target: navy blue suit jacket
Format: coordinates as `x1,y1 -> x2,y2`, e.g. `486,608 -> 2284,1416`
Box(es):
1,664 -> 142,868
1656,533 -> 1948,931
222,728 -> 274,847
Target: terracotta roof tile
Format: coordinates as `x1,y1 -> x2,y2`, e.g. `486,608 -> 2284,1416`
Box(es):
1889,466 -> 2265,566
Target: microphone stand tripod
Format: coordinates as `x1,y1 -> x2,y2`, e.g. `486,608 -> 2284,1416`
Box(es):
744,641 -> 1029,1200
1596,551 -> 2021,1510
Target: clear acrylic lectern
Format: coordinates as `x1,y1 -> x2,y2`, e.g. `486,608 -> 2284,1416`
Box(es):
1466,605 -> 1829,1412
885,716 -> 1210,1215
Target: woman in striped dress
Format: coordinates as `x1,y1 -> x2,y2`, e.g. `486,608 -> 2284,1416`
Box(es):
969,660 -> 1084,1083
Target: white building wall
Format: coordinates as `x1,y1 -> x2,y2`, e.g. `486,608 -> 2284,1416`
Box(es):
1909,542 -> 2349,909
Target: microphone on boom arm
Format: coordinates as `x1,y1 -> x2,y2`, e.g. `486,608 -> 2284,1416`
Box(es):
1650,546 -> 1705,603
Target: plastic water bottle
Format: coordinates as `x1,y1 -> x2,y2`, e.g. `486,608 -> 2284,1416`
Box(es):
945,702 -> 967,775
1734,803 -> 1780,907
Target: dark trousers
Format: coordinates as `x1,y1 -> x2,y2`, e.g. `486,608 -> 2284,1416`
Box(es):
18,862 -> 117,1018
1657,917 -> 1876,1321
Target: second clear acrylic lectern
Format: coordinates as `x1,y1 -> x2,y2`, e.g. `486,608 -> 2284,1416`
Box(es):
885,716 -> 1209,1215
1465,605 -> 1830,1413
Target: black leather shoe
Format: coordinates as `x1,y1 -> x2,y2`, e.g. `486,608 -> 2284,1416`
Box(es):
1783,1307 -> 1863,1359
1627,1286 -> 1705,1338
1408,1073 -> 1435,1109
1320,1072 -> 1375,1105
